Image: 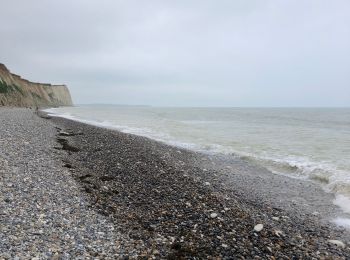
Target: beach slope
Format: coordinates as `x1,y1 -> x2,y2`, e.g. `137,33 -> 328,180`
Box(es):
0,108 -> 349,258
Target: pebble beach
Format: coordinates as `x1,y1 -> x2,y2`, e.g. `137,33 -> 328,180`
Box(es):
1,107 -> 349,259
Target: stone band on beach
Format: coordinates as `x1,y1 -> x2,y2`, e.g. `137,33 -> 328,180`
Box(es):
1,108 -> 349,258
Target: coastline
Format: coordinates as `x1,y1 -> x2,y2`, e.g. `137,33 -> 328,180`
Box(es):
48,110 -> 350,257
44,108 -> 350,227
1,107 -> 349,258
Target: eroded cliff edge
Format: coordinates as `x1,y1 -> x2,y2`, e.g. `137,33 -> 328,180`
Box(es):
0,63 -> 73,107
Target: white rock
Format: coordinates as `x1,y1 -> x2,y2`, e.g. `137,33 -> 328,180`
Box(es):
274,230 -> 283,237
272,217 -> 279,221
254,224 -> 264,232
210,213 -> 218,218
221,244 -> 228,248
328,239 -> 345,248
59,131 -> 71,136
204,182 -> 211,186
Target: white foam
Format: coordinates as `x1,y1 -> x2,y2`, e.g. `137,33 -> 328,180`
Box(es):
45,107 -> 350,228
334,195 -> 350,214
333,218 -> 350,230
331,195 -> 350,230
45,109 -> 203,152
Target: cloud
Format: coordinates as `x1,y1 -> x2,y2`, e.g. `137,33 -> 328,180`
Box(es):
1,0 -> 349,106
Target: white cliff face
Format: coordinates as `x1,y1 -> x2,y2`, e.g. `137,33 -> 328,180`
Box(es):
0,63 -> 73,107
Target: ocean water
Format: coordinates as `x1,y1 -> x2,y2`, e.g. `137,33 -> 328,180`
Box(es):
46,105 -> 350,223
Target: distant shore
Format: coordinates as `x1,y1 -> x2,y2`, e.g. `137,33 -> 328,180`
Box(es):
1,107 -> 349,258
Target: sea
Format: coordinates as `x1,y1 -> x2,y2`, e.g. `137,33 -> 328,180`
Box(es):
46,105 -> 350,226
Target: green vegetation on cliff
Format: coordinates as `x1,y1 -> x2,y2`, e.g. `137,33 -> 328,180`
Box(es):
0,80 -> 25,96
0,80 -> 11,93
0,78 -> 24,96
0,63 -> 73,107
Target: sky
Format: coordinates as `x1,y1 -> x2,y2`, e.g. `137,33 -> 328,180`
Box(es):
0,0 -> 349,107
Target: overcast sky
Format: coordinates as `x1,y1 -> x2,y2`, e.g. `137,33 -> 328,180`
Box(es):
1,0 -> 349,106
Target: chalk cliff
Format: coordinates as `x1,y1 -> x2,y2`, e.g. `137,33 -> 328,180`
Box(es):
0,64 -> 73,107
